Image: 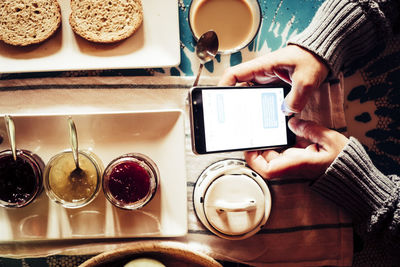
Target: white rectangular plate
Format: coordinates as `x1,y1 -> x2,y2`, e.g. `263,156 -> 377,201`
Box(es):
0,110 -> 187,240
0,0 -> 180,73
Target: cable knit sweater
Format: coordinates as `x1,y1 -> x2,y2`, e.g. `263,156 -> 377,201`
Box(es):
313,138 -> 400,262
289,0 -> 399,77
288,0 -> 400,264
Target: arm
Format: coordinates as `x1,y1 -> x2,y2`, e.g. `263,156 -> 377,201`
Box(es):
312,137 -> 400,259
219,0 -> 399,113
288,0 -> 400,77
245,118 -> 400,259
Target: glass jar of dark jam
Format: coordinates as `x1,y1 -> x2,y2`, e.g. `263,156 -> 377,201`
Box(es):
0,150 -> 44,208
102,153 -> 159,210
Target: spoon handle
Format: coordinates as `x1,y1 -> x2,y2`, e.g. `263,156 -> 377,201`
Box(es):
68,117 -> 80,169
193,63 -> 204,87
4,115 -> 17,161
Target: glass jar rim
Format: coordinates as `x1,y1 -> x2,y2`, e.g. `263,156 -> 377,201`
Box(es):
102,153 -> 159,210
43,150 -> 103,209
0,149 -> 43,208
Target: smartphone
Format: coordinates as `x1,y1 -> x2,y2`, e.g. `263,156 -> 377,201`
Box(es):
189,84 -> 296,154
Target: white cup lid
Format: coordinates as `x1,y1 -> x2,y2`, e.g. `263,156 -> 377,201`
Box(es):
193,159 -> 272,240
204,174 -> 266,236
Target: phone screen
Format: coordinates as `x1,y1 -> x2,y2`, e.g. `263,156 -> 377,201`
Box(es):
190,85 -> 295,154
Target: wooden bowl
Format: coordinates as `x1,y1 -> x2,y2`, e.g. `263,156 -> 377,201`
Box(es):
79,241 -> 222,267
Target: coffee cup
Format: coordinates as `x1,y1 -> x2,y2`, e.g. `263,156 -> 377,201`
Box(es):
189,0 -> 262,54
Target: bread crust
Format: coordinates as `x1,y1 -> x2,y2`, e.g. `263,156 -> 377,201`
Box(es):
0,0 -> 61,46
69,0 -> 143,43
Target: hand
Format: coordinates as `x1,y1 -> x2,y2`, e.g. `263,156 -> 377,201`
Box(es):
245,117 -> 348,179
218,45 -> 329,113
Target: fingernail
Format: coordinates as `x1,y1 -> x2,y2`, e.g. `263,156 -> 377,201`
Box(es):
281,100 -> 297,116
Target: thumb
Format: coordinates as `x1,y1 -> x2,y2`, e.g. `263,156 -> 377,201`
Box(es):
282,71 -> 316,114
288,117 -> 333,147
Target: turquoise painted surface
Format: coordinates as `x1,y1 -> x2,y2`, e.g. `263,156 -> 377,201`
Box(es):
255,0 -> 323,51
177,0 -> 323,76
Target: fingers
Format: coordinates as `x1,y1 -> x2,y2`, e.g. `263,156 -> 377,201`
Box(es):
271,66 -> 292,85
245,148 -> 316,179
244,150 -> 280,177
290,134 -> 311,148
283,78 -> 313,113
265,150 -> 308,178
245,148 -> 306,179
219,45 -> 330,114
288,117 -> 348,151
282,46 -> 329,113
244,151 -> 269,177
288,117 -> 329,146
283,63 -> 325,113
218,58 -> 265,86
218,53 -> 283,86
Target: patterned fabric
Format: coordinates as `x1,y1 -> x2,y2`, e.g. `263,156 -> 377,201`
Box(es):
0,255 -> 92,267
344,35 -> 400,267
347,37 -> 400,176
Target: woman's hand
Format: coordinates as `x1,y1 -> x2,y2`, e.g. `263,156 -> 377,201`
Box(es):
218,45 -> 329,113
245,117 -> 348,179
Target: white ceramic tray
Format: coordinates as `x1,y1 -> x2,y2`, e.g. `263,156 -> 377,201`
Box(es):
0,0 -> 180,73
0,110 -> 187,241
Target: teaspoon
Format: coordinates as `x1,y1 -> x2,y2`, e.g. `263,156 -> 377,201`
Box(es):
68,117 -> 86,181
193,30 -> 219,87
4,115 -> 17,161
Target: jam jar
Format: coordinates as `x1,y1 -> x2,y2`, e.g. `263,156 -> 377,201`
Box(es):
103,153 -> 159,210
44,150 -> 103,209
0,149 -> 44,208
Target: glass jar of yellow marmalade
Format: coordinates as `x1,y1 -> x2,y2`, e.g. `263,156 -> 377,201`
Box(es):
44,150 -> 103,209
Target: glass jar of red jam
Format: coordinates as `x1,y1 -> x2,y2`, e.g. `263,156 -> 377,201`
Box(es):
102,153 -> 159,210
44,150 -> 103,209
0,150 -> 44,208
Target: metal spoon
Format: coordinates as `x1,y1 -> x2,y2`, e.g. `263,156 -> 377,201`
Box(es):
193,30 -> 219,87
4,115 -> 17,161
68,117 -> 85,181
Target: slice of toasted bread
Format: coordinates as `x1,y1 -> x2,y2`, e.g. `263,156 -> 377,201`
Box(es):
69,0 -> 143,43
0,0 -> 61,46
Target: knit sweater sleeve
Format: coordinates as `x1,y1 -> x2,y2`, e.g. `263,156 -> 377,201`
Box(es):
311,137 -> 400,255
288,0 -> 399,76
